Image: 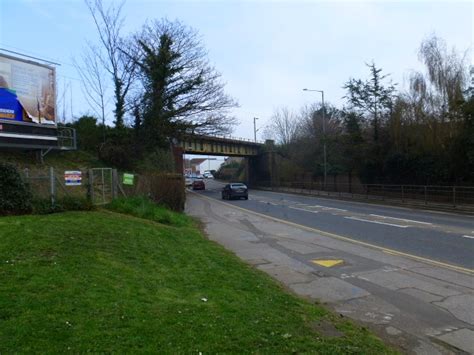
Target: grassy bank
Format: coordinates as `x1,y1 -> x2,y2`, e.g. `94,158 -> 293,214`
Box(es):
0,204 -> 394,353
0,150 -> 106,171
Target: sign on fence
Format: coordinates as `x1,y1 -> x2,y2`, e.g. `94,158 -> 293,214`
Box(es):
64,171 -> 82,186
123,173 -> 134,185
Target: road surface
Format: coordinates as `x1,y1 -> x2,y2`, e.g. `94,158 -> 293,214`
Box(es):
193,180 -> 474,271
186,183 -> 474,354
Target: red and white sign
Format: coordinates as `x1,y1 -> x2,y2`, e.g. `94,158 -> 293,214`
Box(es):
64,171 -> 82,186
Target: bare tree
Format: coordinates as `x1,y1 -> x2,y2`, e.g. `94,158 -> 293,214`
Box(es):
85,0 -> 136,128
418,34 -> 468,118
299,103 -> 343,141
263,107 -> 300,146
74,43 -> 108,140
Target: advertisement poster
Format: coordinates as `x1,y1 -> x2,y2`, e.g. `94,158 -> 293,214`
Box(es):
0,54 -> 56,124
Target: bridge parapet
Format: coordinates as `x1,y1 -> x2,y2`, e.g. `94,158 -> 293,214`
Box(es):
176,134 -> 264,156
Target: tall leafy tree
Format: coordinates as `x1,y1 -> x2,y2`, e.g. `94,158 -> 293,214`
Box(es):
131,20 -> 237,149
343,62 -> 396,142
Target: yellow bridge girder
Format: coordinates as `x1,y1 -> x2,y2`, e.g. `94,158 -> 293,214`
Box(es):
176,135 -> 262,156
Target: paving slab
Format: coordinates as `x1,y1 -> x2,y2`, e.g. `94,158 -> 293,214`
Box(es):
335,294 -> 400,325
436,328 -> 474,354
410,267 -> 474,290
290,277 -> 370,303
434,294 -> 474,326
257,264 -> 315,284
399,288 -> 444,303
355,269 -> 462,297
276,240 -> 333,254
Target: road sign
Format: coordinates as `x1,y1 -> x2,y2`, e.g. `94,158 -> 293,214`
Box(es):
64,171 -> 82,186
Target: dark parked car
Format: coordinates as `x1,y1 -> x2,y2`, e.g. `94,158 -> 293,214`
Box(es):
192,179 -> 205,190
222,183 -> 248,200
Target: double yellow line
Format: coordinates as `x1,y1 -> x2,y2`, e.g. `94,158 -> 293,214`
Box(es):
191,191 -> 474,275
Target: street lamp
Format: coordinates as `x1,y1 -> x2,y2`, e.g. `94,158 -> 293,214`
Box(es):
303,88 -> 327,189
253,117 -> 260,142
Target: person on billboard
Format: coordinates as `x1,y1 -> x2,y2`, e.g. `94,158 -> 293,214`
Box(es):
0,87 -> 32,122
0,75 -> 9,88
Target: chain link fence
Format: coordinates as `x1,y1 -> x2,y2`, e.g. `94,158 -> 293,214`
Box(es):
21,168 -> 185,210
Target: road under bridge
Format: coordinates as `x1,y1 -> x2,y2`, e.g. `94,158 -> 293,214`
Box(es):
173,135 -> 279,186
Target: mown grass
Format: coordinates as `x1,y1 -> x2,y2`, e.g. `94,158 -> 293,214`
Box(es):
0,203 -> 395,353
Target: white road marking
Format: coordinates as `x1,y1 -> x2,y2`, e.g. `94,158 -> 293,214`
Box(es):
462,235 -> 474,239
289,206 -> 319,213
345,216 -> 409,228
322,207 -> 348,212
369,214 -> 433,225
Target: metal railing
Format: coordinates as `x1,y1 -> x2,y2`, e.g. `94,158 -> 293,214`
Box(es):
57,126 -> 76,150
184,133 -> 265,144
256,181 -> 474,210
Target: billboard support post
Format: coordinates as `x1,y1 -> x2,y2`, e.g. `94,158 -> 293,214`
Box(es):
49,167 -> 55,206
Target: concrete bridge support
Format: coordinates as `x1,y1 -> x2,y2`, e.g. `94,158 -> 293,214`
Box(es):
248,149 -> 279,188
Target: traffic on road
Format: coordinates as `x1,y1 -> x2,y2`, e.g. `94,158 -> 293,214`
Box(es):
190,180 -> 474,270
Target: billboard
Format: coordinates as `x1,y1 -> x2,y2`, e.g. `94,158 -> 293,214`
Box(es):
0,53 -> 56,124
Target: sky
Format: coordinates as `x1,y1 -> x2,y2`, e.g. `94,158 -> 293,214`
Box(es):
0,0 -> 472,155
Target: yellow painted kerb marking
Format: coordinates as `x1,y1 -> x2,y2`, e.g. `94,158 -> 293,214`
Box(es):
312,259 -> 344,268
189,191 -> 474,275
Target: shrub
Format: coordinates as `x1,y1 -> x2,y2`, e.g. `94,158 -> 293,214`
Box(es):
106,196 -> 190,227
32,196 -> 95,215
0,163 -> 32,215
124,173 -> 185,211
148,173 -> 185,211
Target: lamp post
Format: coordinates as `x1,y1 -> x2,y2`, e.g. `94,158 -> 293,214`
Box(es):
303,88 -> 327,189
253,117 -> 259,142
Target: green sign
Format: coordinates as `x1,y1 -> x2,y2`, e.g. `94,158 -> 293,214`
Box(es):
123,173 -> 134,185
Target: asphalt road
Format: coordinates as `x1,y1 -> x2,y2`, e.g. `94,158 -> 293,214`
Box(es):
191,180 -> 474,270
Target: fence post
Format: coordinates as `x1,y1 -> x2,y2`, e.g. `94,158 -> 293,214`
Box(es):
112,169 -> 118,199
49,167 -> 55,207
424,186 -> 427,205
401,185 -> 405,203
453,186 -> 456,208
88,169 -> 94,204
101,169 -> 105,204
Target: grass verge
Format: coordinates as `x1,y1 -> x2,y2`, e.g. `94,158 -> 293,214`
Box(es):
0,204 -> 395,353
106,196 -> 189,226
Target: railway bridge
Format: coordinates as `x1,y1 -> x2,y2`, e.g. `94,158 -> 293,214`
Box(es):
173,134 -> 279,186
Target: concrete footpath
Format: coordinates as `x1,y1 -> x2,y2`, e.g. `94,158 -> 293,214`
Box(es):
186,192 -> 474,354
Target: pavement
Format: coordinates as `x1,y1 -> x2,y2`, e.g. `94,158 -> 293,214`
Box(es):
186,180 -> 474,354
